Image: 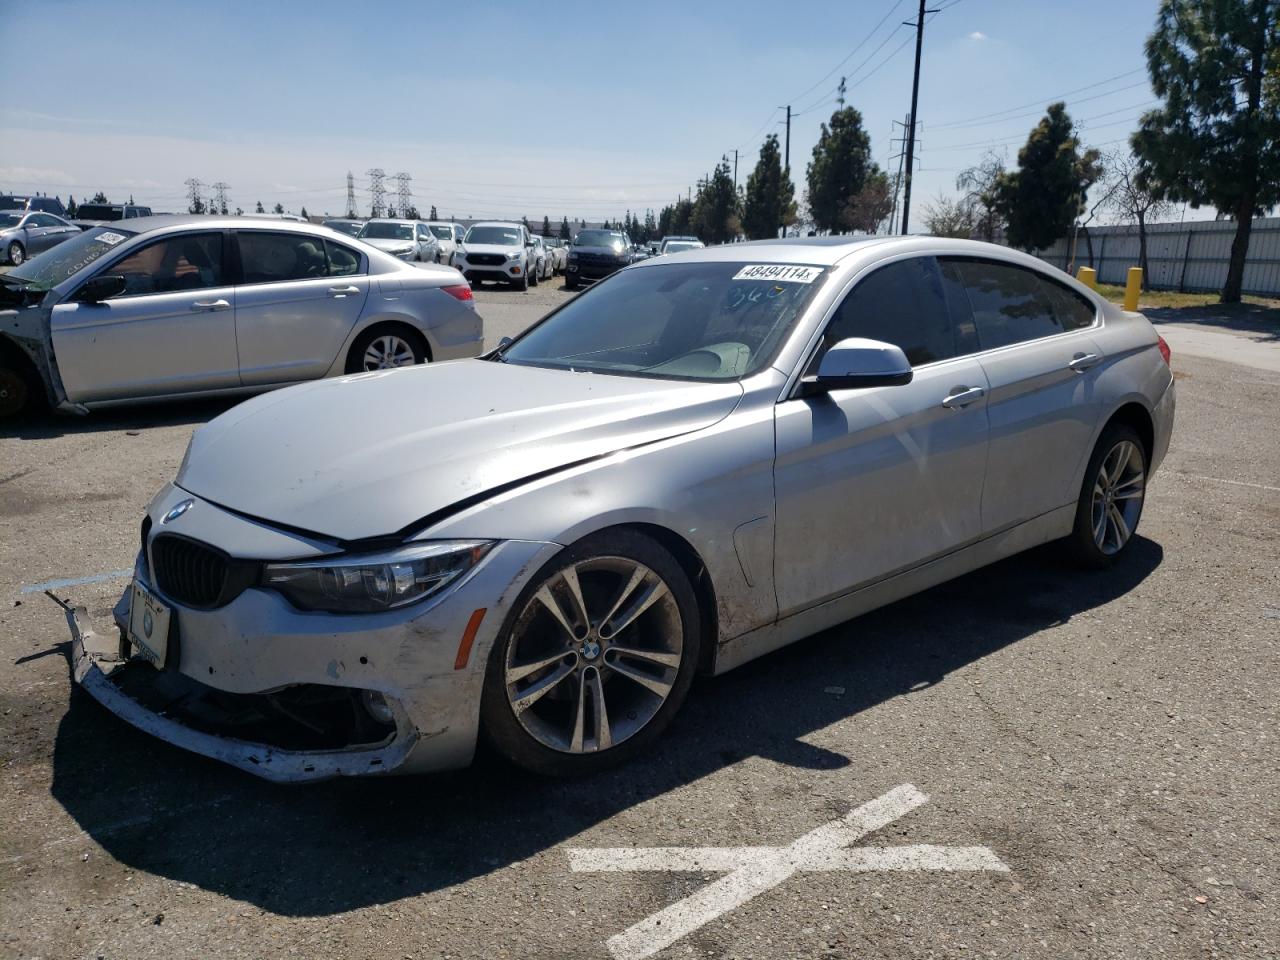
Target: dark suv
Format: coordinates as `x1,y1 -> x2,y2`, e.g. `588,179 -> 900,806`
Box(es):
565,229 -> 633,290
0,195 -> 67,217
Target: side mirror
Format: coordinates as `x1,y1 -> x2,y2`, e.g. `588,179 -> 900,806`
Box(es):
76,274 -> 126,303
803,337 -> 912,395
497,336 -> 514,349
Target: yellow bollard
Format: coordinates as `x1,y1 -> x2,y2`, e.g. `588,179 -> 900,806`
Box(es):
1076,266 -> 1097,290
1123,266 -> 1143,311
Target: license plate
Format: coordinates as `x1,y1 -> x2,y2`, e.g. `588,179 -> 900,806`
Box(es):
127,579 -> 171,668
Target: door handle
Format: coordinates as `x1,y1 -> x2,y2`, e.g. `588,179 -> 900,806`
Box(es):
942,386 -> 985,409
1069,352 -> 1102,372
328,285 -> 360,297
191,299 -> 230,311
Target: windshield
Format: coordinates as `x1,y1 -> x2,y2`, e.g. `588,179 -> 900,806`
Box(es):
8,226 -> 137,290
324,219 -> 363,237
575,230 -> 625,248
501,261 -> 828,381
0,213 -> 22,228
465,225 -> 521,246
76,204 -> 123,221
429,225 -> 453,239
359,221 -> 413,240
663,242 -> 700,254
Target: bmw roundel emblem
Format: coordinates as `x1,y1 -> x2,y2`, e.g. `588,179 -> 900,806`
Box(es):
161,499 -> 194,524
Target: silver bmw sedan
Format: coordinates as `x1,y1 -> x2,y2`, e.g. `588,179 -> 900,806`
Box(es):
0,215 -> 482,417
59,236 -> 1175,782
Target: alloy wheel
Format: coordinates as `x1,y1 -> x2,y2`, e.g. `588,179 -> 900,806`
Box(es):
503,556 -> 683,754
0,367 -> 27,417
7,243 -> 23,266
361,334 -> 416,370
1091,439 -> 1145,555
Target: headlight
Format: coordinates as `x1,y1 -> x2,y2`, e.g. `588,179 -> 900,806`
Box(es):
506,252 -> 522,261
262,540 -> 494,613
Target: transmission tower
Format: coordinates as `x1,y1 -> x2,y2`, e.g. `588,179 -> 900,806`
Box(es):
184,178 -> 204,214
393,172 -> 412,218
366,168 -> 386,218
345,171 -> 357,218
211,181 -> 230,215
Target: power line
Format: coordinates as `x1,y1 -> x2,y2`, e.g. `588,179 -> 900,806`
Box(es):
928,68 -> 1148,129
786,0 -> 906,107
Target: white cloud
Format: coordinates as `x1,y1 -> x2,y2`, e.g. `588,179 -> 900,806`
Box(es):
968,31 -> 988,41
0,165 -> 75,186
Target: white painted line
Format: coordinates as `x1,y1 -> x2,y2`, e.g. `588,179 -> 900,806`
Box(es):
1171,472 -> 1280,494
19,570 -> 132,595
571,785 -> 1008,960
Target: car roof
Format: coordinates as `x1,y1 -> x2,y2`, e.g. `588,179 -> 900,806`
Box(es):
468,221 -> 522,228
81,214 -> 347,235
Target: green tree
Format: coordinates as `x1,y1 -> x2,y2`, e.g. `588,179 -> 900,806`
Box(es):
643,209 -> 656,243
235,207 -> 244,216
405,205 -> 420,219
300,206 -> 309,220
91,191 -> 108,204
521,216 -> 530,231
273,202 -> 285,215
429,204 -> 438,220
542,214 -> 552,236
1132,0 -> 1280,302
806,105 -> 875,232
66,195 -> 78,218
560,216 -> 571,240
255,201 -> 265,213
742,134 -> 797,239
692,160 -> 740,244
995,102 -> 1100,251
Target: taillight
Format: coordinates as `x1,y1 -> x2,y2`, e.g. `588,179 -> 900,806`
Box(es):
1157,335 -> 1171,366
441,283 -> 473,302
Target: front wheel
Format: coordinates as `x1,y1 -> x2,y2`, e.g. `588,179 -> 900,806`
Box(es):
6,241 -> 25,266
1066,423 -> 1147,567
480,530 -> 701,776
512,271 -> 528,291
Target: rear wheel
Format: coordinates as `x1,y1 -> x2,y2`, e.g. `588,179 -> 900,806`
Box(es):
345,326 -> 427,373
481,530 -> 701,776
6,241 -> 24,266
1066,423 -> 1147,567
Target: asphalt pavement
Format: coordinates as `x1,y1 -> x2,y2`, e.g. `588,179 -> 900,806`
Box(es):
1,283 -> 1276,960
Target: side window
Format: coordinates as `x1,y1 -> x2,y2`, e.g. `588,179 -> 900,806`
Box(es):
324,239 -> 361,277
30,214 -> 57,228
104,233 -> 224,297
238,231 -> 329,284
938,259 -> 981,355
1038,276 -> 1097,331
947,259 -> 1061,350
817,257 -> 959,368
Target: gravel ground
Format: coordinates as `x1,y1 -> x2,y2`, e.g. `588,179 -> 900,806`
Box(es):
0,291 -> 1276,960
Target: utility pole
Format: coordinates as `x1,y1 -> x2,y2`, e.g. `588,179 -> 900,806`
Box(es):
899,0 -> 934,235
345,172 -> 357,219
211,181 -> 229,215
184,178 -> 203,214
732,149 -> 739,193
783,105 -> 791,174
366,168 -> 386,218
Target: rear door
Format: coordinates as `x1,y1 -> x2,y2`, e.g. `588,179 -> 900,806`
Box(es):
773,256 -> 990,614
50,231 -> 239,402
25,214 -> 59,254
232,231 -> 371,385
940,257 -> 1105,533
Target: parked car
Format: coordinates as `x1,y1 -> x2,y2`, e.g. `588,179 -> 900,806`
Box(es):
528,235 -> 555,282
71,202 -> 154,229
0,195 -> 67,216
541,237 -> 568,274
0,210 -> 80,266
659,236 -> 705,255
454,221 -> 538,290
0,215 -> 482,418
565,228 -> 633,290
322,218 -> 365,238
55,236 -> 1176,782
356,219 -> 441,262
425,222 -> 465,264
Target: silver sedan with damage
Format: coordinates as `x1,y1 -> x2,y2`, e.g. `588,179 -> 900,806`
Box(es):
59,237 -> 1175,782
0,215 -> 482,417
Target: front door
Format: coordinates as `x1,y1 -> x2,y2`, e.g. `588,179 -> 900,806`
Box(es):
50,231 -> 239,402
773,256 -> 990,615
232,231 -> 371,386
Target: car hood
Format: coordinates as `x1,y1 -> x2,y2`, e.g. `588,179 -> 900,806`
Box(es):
177,360 -> 744,541
573,245 -> 628,255
362,237 -> 416,251
460,243 -> 521,257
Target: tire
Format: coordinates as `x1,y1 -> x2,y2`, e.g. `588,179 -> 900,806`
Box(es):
480,529 -> 701,777
529,260 -> 539,287
1065,423 -> 1148,568
344,325 -> 428,373
565,277 -> 578,291
512,271 -> 528,291
7,241 -> 25,266
0,355 -> 34,418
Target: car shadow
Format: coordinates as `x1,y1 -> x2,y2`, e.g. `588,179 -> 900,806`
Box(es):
2,397 -> 237,440
47,537 -> 1162,917
1144,301 -> 1280,341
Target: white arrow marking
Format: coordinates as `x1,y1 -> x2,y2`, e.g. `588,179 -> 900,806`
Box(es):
568,784 -> 1008,960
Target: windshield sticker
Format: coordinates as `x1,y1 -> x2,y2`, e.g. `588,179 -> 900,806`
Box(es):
731,264 -> 822,284
96,231 -> 128,246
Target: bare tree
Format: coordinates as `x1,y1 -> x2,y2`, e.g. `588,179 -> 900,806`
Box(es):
922,192 -> 975,238
1101,150 -> 1174,290
842,171 -> 894,234
956,150 -> 1007,242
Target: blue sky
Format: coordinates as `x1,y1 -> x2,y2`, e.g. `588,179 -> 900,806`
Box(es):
0,0 -> 1176,225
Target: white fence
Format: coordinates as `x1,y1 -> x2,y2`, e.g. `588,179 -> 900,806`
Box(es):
1037,217 -> 1280,296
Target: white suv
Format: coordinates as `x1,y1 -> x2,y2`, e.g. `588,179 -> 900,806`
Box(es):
426,221 -> 465,264
454,222 -> 538,290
